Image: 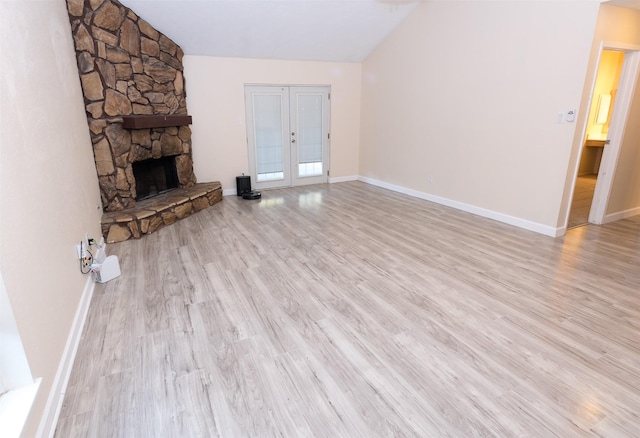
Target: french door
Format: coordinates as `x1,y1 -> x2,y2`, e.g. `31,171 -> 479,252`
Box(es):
245,85 -> 330,190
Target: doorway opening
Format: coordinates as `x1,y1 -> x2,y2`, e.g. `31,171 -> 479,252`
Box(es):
245,85 -> 330,191
568,50 -> 625,228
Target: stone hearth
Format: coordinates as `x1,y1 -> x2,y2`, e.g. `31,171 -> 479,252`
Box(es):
102,182 -> 222,243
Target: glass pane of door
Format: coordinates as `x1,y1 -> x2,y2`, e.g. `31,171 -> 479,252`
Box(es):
245,86 -> 291,190
253,94 -> 284,182
296,94 -> 323,177
290,86 -> 329,187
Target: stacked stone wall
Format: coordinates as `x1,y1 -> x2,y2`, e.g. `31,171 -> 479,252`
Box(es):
67,0 -> 196,212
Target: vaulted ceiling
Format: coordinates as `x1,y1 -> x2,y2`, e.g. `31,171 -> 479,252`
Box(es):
120,0 -> 640,63
120,0 -> 420,62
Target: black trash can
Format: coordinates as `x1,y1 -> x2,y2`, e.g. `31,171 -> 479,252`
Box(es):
236,175 -> 251,196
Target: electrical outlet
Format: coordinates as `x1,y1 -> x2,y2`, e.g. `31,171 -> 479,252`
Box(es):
76,243 -> 83,259
428,176 -> 433,184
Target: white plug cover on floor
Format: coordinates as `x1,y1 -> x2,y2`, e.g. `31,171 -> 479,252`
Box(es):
93,255 -> 121,283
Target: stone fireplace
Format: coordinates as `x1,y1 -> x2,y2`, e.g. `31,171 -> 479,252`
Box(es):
66,0 -> 222,242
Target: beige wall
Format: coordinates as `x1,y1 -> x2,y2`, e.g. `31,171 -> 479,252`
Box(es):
359,1 -> 600,230
561,4 -> 640,226
182,56 -> 361,192
0,1 -> 102,435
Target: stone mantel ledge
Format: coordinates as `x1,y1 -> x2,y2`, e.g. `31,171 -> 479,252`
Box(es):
102,182 -> 222,243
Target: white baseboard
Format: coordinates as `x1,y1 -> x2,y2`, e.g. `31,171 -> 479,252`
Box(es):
602,205 -> 640,224
36,261 -> 99,437
224,175 -> 358,194
358,176 -> 560,237
329,175 -> 359,183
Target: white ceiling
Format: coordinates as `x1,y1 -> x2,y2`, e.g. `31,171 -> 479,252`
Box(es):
120,0 -> 420,62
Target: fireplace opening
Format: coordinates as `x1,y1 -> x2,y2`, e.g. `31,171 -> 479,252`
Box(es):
133,156 -> 179,201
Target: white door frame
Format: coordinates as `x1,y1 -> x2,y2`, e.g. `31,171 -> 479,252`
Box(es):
590,43 -> 640,224
567,42 -> 640,228
245,85 -> 330,191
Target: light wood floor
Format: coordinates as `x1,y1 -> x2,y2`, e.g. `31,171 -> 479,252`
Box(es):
568,174 -> 598,229
56,182 -> 640,437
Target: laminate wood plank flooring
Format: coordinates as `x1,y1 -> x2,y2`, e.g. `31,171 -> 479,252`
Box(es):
568,174 -> 598,229
56,181 -> 640,437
